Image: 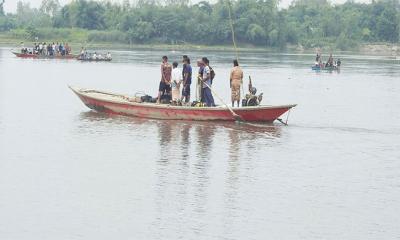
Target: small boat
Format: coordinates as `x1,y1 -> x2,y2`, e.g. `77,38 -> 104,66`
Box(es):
70,86 -> 296,122
77,57 -> 112,62
12,52 -> 78,59
311,65 -> 339,71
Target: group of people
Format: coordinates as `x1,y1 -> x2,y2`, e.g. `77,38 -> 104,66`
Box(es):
79,48 -> 112,60
315,53 -> 341,68
20,42 -> 72,56
157,55 -> 244,107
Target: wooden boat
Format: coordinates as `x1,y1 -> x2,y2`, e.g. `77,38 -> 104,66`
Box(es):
77,57 -> 112,62
12,52 -> 78,59
70,86 -> 296,122
311,65 -> 339,71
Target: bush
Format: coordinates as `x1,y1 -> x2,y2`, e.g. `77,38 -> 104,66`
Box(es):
335,33 -> 359,50
87,30 -> 127,43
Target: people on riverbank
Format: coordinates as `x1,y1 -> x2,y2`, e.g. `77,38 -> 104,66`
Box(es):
230,59 -> 243,107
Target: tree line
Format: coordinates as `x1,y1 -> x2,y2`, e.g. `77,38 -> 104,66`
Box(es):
0,0 -> 399,50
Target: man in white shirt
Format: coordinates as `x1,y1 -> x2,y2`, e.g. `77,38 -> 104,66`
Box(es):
171,61 -> 182,102
201,57 -> 215,107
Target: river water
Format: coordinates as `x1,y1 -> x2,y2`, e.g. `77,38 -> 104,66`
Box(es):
0,47 -> 399,240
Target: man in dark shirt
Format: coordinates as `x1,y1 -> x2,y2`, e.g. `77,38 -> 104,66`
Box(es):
181,57 -> 192,103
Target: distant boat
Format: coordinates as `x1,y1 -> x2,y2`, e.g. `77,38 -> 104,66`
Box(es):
311,65 -> 339,71
69,86 -> 296,123
12,52 -> 78,59
77,57 -> 112,62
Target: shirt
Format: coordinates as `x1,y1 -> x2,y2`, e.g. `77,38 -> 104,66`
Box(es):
161,63 -> 172,83
171,68 -> 181,89
183,64 -> 192,85
230,66 -> 243,83
202,66 -> 211,88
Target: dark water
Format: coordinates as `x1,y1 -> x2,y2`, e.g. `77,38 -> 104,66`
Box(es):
0,47 -> 399,239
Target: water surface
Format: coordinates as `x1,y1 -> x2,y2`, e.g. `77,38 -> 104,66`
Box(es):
0,47 -> 399,240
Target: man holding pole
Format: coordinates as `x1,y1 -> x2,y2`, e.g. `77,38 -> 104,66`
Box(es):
201,57 -> 215,107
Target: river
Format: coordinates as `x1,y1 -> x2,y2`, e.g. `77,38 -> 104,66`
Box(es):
0,47 -> 399,239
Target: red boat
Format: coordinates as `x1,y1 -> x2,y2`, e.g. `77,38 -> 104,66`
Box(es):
70,86 -> 296,122
12,52 -> 78,59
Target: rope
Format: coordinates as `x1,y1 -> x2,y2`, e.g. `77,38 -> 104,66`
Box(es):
226,0 -> 245,97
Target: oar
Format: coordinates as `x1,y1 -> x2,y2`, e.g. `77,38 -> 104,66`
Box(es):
202,81 -> 244,122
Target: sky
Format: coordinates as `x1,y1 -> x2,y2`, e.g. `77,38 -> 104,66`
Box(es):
3,0 -> 371,13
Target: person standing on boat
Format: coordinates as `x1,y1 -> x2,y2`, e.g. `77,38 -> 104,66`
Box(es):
39,42 -> 43,55
171,61 -> 182,102
230,59 -> 243,107
326,54 -> 334,67
201,57 -> 215,107
157,56 -> 172,104
65,43 -> 71,55
197,59 -> 205,102
80,47 -> 85,59
181,57 -> 192,104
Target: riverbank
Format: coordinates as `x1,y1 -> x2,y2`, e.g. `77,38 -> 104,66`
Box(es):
1,29 -> 399,56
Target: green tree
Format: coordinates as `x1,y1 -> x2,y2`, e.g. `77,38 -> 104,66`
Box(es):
0,0 -> 5,16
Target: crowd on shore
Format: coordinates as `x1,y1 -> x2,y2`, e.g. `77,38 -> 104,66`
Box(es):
20,42 -> 72,56
157,55 -> 245,107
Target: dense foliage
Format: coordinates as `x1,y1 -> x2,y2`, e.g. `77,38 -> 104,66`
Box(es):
0,0 -> 399,49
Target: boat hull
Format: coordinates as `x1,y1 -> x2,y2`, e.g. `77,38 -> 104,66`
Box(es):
70,87 -> 296,122
311,65 -> 339,71
13,52 -> 78,59
77,58 -> 112,62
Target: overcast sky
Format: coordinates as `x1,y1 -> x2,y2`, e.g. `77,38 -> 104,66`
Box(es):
3,0 -> 371,13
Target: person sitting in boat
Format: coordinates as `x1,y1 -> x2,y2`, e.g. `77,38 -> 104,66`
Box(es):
106,52 -> 112,60
242,78 -> 263,107
157,56 -> 172,104
201,57 -> 215,107
230,59 -> 243,107
171,61 -> 182,103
